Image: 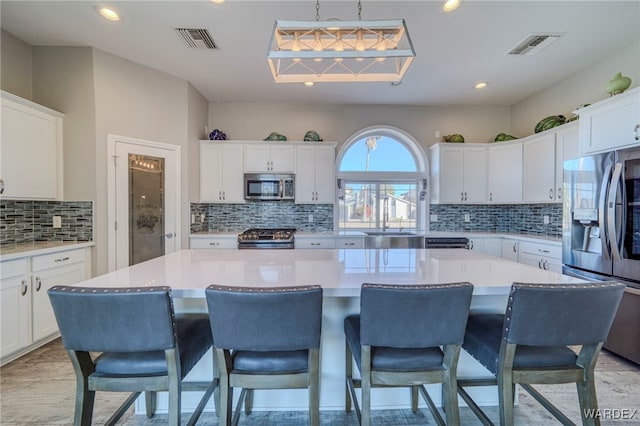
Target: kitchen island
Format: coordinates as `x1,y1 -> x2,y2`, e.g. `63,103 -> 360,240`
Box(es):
76,248 -> 584,414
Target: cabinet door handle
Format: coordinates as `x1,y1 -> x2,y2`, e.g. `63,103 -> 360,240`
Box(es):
469,240 -> 474,250
54,256 -> 70,262
465,192 -> 468,201
543,259 -> 548,270
21,279 -> 28,296
538,248 -> 550,253
209,242 -> 220,246
489,192 -> 493,202
461,192 -> 464,202
0,178 -> 4,195
311,243 -> 321,246
549,189 -> 554,199
344,242 -> 355,246
35,276 -> 42,292
513,242 -> 517,253
538,259 -> 542,269
635,124 -> 639,141
218,190 -> 222,201
557,187 -> 562,200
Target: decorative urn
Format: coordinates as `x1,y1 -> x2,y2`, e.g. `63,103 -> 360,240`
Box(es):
605,72 -> 632,96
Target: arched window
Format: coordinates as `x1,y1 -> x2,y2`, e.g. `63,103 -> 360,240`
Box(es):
336,126 -> 428,231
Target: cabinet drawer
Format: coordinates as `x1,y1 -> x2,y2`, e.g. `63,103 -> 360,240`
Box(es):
519,241 -> 561,259
32,249 -> 85,272
336,238 -> 364,249
1,258 -> 28,280
190,238 -> 238,249
296,239 -> 336,249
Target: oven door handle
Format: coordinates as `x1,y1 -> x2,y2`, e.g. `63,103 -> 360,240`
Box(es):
278,178 -> 284,199
607,162 -> 624,262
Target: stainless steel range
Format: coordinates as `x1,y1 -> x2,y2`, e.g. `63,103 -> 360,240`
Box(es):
237,228 -> 296,249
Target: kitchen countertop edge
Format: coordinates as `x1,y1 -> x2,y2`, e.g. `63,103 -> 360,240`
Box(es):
0,241 -> 95,261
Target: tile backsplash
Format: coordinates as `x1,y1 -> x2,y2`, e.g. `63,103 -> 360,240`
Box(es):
429,203 -> 562,237
0,200 -> 93,246
191,202 -> 334,233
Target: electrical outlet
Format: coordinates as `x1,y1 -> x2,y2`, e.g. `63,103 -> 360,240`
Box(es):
543,215 -> 550,225
464,214 -> 471,223
52,215 -> 62,228
191,214 -> 196,224
430,214 -> 438,222
308,214 -> 314,223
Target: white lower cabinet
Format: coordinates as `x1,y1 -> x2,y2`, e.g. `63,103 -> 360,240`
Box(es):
1,247 -> 91,364
190,236 -> 238,249
335,237 -> 364,249
518,240 -> 562,273
295,236 -> 336,249
468,237 -> 502,257
501,239 -> 519,262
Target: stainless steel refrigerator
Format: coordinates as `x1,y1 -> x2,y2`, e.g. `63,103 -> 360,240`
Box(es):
563,147 -> 640,364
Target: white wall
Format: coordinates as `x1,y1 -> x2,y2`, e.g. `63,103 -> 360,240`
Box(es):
208,103 -> 512,151
32,47 -> 97,202
0,29 -> 32,100
512,40 -> 640,136
187,83 -> 209,244
92,49 -> 205,274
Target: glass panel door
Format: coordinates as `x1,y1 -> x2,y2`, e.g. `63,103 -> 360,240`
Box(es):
129,154 -> 164,266
624,158 -> 640,260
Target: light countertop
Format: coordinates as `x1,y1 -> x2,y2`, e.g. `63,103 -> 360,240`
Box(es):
0,241 -> 95,261
75,248 -> 582,298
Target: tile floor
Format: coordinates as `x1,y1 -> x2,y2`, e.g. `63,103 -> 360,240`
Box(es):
1,338 -> 639,425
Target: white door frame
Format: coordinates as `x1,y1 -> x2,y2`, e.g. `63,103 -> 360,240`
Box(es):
107,134 -> 182,272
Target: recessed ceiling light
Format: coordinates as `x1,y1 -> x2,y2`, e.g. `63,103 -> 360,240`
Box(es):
210,0 -> 225,3
97,6 -> 120,22
304,82 -> 315,87
442,0 -> 461,12
474,81 -> 489,90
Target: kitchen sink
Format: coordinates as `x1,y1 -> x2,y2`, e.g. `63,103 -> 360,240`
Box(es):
364,231 -> 425,249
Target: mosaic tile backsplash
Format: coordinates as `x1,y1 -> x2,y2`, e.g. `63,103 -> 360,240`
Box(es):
191,202 -> 334,233
429,203 -> 562,237
0,200 -> 93,246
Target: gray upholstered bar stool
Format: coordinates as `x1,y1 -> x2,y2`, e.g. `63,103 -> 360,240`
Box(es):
458,281 -> 625,426
205,284 -> 323,426
344,282 -> 474,426
48,285 -> 217,426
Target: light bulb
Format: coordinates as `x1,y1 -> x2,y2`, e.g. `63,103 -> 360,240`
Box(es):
443,0 -> 461,12
314,31 -> 323,52
376,32 -> 386,62
334,30 -> 344,62
292,32 -> 301,52
355,29 -> 365,62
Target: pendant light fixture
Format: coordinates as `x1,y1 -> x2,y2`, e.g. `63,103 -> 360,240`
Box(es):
267,0 -> 415,84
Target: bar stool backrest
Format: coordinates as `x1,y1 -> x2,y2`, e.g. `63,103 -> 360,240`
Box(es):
505,281 -> 625,347
360,282 -> 474,348
206,284 -> 323,351
48,286 -> 176,353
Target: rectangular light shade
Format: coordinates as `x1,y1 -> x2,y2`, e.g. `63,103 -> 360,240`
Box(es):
267,19 -> 415,83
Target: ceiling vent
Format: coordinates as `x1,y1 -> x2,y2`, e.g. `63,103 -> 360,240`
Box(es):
507,33 -> 564,56
176,28 -> 218,49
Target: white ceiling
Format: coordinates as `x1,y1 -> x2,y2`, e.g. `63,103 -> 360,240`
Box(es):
2,1 -> 639,106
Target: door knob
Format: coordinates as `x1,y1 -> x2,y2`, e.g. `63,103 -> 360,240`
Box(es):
163,233 -> 175,239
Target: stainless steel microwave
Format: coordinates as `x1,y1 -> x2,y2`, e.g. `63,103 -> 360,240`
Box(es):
244,173 -> 295,200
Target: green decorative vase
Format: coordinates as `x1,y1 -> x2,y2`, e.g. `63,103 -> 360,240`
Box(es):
605,72 -> 632,96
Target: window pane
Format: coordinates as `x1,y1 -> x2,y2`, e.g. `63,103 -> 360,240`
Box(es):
339,136 -> 417,172
338,182 -> 417,230
339,183 -> 378,229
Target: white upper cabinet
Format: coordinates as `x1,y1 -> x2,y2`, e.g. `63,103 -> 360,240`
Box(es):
1,91 -> 63,200
523,133 -> 556,202
429,144 -> 487,204
295,144 -> 336,204
554,122 -> 579,201
244,143 -> 294,173
578,87 -> 640,155
488,141 -> 522,203
200,142 -> 245,203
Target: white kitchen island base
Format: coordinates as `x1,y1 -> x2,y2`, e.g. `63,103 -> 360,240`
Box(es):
76,248 -> 581,415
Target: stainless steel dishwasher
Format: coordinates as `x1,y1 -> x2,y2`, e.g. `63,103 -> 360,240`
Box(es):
424,237 -> 470,249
